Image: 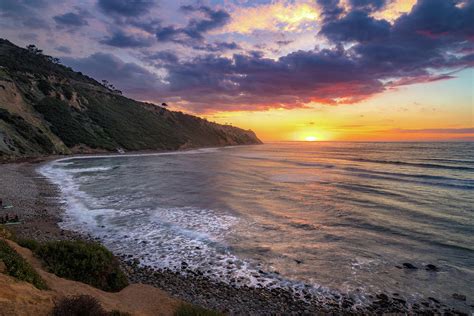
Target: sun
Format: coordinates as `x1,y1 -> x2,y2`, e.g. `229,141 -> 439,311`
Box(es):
305,136 -> 318,142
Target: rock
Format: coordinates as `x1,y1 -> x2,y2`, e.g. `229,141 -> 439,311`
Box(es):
428,297 -> 440,303
0,260 -> 6,273
452,293 -> 466,301
295,259 -> 303,264
376,293 -> 389,301
402,263 -> 418,270
425,264 -> 439,272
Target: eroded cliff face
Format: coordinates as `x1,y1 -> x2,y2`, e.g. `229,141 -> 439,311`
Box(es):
0,39 -> 262,159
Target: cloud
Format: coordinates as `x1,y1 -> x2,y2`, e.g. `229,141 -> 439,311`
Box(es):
61,52 -> 164,99
53,12 -> 89,28
349,0 -> 389,12
97,0 -> 155,17
320,10 -> 390,42
144,50 -> 179,65
154,48 -> 385,112
393,128 -> 474,134
0,0 -> 50,29
223,2 -> 320,34
192,41 -> 241,52
100,29 -> 154,47
155,5 -> 231,44
56,45 -> 71,54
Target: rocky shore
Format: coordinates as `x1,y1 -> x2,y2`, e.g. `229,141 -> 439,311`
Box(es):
0,161 -> 469,315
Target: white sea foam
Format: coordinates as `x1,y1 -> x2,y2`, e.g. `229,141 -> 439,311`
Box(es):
38,158 -> 337,302
52,147 -> 221,163
65,166 -> 115,173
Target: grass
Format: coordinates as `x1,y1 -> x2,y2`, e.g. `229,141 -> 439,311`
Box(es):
29,240 -> 128,292
0,238 -> 48,290
174,303 -> 225,316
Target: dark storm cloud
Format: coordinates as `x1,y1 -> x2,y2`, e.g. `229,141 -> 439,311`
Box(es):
97,0 -> 155,17
100,29 -> 154,47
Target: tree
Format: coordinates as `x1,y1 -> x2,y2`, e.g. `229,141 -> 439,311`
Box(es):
26,44 -> 43,55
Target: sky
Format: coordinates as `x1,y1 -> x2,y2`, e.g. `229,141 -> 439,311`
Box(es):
0,0 -> 473,141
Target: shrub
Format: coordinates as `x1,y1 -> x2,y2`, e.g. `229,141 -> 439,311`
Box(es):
62,86 -> 73,100
16,238 -> 40,252
174,303 -> 224,316
33,97 -> 116,150
36,240 -> 128,292
0,225 -> 14,239
52,295 -> 131,316
53,295 -> 107,316
0,108 -> 55,154
0,239 -> 48,290
37,79 -> 52,95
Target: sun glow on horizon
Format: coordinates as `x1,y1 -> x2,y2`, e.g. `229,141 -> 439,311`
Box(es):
305,136 -> 318,142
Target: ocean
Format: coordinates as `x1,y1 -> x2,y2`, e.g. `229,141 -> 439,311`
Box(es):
39,142 -> 474,311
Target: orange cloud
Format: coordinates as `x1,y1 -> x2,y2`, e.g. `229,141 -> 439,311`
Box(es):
222,1 -> 320,34
372,0 -> 417,21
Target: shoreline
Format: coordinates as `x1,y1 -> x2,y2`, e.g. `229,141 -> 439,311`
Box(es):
0,159 -> 468,315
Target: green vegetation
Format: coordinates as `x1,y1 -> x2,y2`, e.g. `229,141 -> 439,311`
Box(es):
0,108 -> 55,154
52,295 -> 131,316
83,91 -> 184,150
0,238 -> 48,290
16,238 -> 40,252
37,79 -> 52,95
31,240 -> 128,292
0,38 -> 261,158
33,97 -> 116,150
174,303 -> 225,316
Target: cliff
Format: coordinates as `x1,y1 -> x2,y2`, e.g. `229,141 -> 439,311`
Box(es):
0,39 -> 262,159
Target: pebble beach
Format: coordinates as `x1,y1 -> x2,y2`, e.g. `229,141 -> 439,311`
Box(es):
0,159 -> 470,315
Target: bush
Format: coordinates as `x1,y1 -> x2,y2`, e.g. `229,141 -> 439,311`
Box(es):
53,295 -> 106,316
37,79 -> 52,95
0,108 -> 55,154
52,295 -> 131,316
35,240 -> 128,292
174,304 -> 224,316
16,238 -> 40,253
0,225 -> 14,239
33,97 -> 116,150
0,239 -> 48,290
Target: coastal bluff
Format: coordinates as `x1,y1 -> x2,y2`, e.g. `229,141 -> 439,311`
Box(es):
0,39 -> 261,160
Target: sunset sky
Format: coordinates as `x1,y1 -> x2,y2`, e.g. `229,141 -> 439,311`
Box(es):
0,0 -> 472,141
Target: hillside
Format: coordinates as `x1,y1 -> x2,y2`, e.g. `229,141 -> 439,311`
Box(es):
0,39 -> 261,159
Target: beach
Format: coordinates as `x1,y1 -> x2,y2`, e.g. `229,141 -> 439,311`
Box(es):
1,143 -> 472,315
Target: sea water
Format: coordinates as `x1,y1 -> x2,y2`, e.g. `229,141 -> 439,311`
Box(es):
39,142 -> 474,310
